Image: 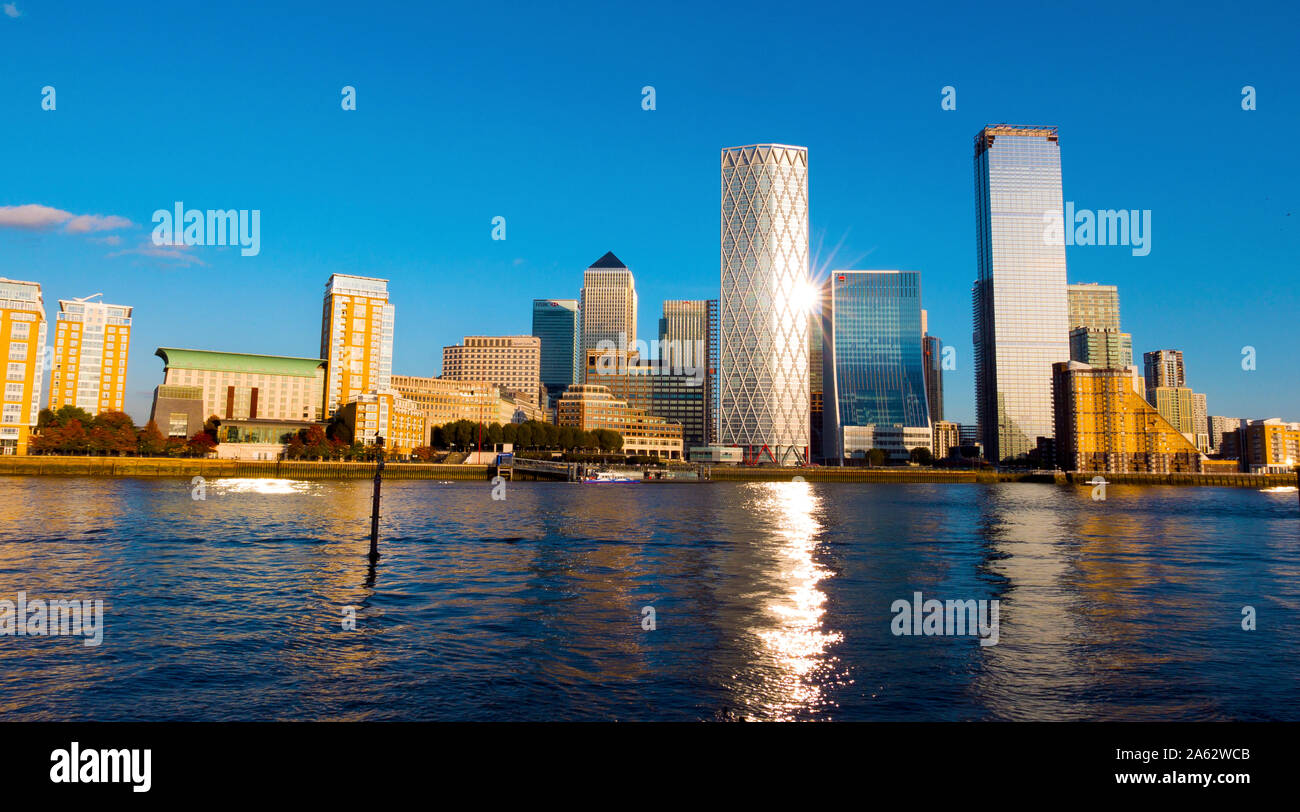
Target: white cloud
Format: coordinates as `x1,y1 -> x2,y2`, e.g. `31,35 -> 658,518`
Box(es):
3,4 -> 20,19
109,239 -> 206,267
0,203 -> 135,233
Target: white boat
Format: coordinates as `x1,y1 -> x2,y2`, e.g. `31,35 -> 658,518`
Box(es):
583,470 -> 641,483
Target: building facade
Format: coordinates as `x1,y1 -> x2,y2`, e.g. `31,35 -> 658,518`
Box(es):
321,274 -> 395,416
972,125 -> 1071,463
391,374 -> 543,437
1231,418 -> 1300,473
933,420 -> 960,459
0,278 -> 48,455
1152,386 -> 1196,435
154,348 -> 327,423
579,252 -> 637,377
48,295 -> 132,415
532,298 -> 581,406
556,384 -> 683,459
922,327 -> 944,423
1069,327 -> 1133,369
584,349 -> 704,448
657,299 -> 717,445
719,143 -> 810,465
1067,283 -> 1121,331
441,335 -> 542,407
1143,349 -> 1185,392
1052,361 -> 1203,473
821,270 -> 929,461
337,390 -> 425,455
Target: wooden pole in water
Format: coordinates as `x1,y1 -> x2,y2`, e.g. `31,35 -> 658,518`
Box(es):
369,436 -> 385,562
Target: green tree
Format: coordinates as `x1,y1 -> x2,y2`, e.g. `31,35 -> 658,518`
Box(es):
867,448 -> 888,467
909,446 -> 933,465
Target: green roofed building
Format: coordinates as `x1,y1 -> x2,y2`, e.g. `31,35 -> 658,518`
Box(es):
153,347 -> 327,423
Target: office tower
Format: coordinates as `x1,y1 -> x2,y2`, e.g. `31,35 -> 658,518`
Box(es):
922,310 -> 944,422
972,125 -> 1071,462
442,335 -> 542,407
821,270 -> 930,461
556,384 -> 684,459
809,312 -> 823,459
532,299 -> 581,404
1143,350 -> 1185,392
321,274 -> 395,416
958,424 -> 981,448
1052,361 -> 1203,473
580,252 -> 637,377
1067,283 -> 1121,331
48,295 -> 132,415
1069,327 -> 1133,368
0,278 -> 48,455
719,143 -> 810,465
658,298 -> 718,445
153,348 -> 326,423
584,348 -> 706,449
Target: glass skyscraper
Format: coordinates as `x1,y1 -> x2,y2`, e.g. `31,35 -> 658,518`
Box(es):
972,125 -> 1070,463
719,144 -> 810,465
821,270 -> 929,460
532,298 -> 580,404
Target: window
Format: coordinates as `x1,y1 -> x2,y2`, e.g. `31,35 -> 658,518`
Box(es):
8,342 -> 28,362
11,323 -> 30,340
168,413 -> 189,437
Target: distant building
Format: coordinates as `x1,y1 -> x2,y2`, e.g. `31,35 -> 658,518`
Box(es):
580,252 -> 637,379
1209,415 -> 1243,455
1067,283 -> 1121,331
584,349 -> 704,448
321,274 -> 395,417
1143,349 -> 1185,392
821,270 -> 929,462
933,420 -> 960,458
153,348 -> 326,423
532,299 -> 581,406
391,374 -> 542,438
556,384 -> 683,459
658,299 -> 718,444
922,319 -> 944,423
1192,392 -> 1209,453
337,390 -> 425,455
842,425 -> 933,461
441,335 -> 543,408
49,295 -> 132,415
1052,361 -> 1203,473
1069,327 -> 1133,369
810,312 -> 823,458
1225,418 -> 1300,474
149,384 -> 205,439
1152,386 -> 1196,435
0,278 -> 47,455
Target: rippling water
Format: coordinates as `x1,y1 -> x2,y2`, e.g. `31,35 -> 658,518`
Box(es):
0,476 -> 1297,721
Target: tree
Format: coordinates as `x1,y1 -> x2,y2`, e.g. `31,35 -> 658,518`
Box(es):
412,446 -> 435,462
93,411 -> 138,456
909,446 -> 933,465
185,431 -> 217,457
137,420 -> 167,456
867,448 -> 888,467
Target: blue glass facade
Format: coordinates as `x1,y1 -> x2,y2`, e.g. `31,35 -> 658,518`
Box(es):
532,299 -> 580,404
821,270 -> 929,459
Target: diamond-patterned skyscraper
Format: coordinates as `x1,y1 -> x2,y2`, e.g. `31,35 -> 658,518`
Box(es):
719,144 -> 810,465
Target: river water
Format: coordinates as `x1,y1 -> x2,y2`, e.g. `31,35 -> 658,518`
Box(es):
0,476 -> 1296,721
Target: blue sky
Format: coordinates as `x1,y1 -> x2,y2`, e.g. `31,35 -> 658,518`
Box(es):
2,0 -> 1296,425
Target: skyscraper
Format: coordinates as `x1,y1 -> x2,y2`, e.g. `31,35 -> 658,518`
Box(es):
532,298 -> 580,404
921,309 -> 943,423
321,274 -> 395,417
1143,349 -> 1185,391
580,252 -> 636,378
972,125 -> 1071,462
719,143 -> 810,465
658,299 -> 718,445
0,278 -> 47,455
49,294 -> 132,415
821,270 -> 930,461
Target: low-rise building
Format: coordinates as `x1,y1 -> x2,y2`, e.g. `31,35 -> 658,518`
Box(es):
841,425 -> 934,462
556,384 -> 683,459
932,420 -> 960,459
154,347 -> 326,423
337,390 -> 425,455
1231,418 -> 1300,474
